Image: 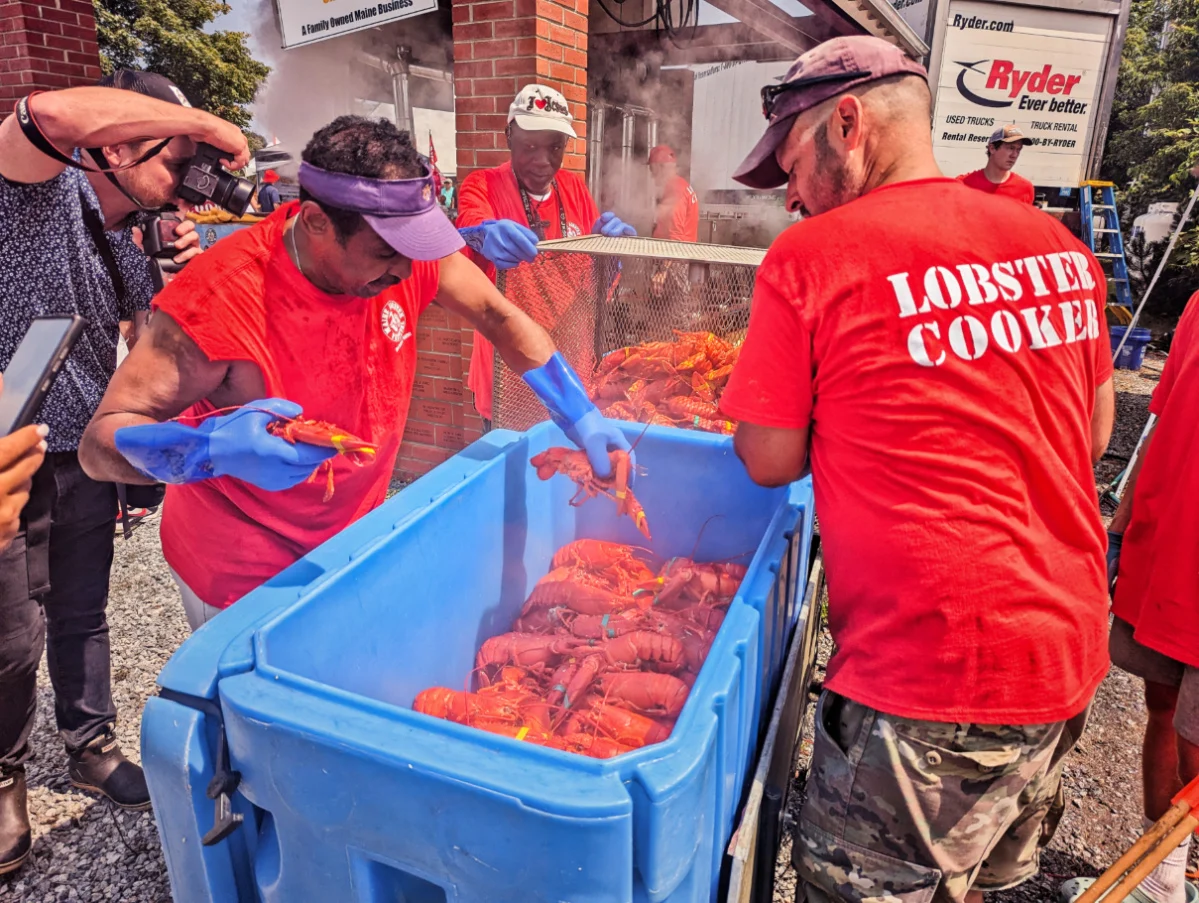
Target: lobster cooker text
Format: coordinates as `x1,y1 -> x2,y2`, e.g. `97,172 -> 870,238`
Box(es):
887,251 -> 1102,368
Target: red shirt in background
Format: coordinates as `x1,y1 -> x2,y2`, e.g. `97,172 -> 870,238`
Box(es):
721,178 -> 1113,724
456,162 -> 599,420
653,175 -> 699,242
958,168 -> 1036,204
155,203 -> 440,608
1113,293 -> 1199,670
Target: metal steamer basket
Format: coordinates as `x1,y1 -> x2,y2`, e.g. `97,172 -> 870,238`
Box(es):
493,235 -> 767,431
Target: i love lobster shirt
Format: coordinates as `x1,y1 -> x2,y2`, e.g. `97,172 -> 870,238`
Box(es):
154,202 -> 440,608
455,162 -> 599,420
722,178 -> 1113,724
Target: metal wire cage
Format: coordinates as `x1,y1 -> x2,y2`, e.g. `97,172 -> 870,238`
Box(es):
493,236 -> 766,432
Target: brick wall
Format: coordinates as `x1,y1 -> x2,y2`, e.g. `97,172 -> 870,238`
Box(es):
451,0 -> 589,178
0,0 -> 102,111
398,0 -> 590,481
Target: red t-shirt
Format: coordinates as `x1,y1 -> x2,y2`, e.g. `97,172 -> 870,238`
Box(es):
1112,293 -> 1199,669
653,175 -> 699,242
456,162 -> 599,420
958,168 -> 1036,204
721,178 -> 1113,724
155,203 -> 440,608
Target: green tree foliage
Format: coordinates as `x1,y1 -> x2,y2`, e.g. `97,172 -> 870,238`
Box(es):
93,0 -> 270,131
1101,0 -> 1199,317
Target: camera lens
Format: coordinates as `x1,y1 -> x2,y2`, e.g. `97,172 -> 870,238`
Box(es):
213,173 -> 254,218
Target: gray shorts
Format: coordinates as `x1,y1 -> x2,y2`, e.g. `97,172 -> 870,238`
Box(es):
1110,617 -> 1199,746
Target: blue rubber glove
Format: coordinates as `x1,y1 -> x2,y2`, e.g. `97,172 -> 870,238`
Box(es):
114,399 -> 337,490
593,212 -> 636,238
524,352 -> 632,479
457,220 -> 539,270
1106,530 -> 1123,596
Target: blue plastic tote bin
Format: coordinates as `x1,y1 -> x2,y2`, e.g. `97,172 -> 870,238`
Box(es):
142,421 -> 815,903
1111,325 -> 1151,370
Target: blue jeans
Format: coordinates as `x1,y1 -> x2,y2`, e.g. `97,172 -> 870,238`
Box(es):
0,452 -> 118,768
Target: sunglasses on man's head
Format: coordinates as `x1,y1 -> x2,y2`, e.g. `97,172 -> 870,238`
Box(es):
760,70 -> 873,120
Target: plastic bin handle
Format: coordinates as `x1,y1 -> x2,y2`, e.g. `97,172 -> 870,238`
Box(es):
158,688 -> 245,846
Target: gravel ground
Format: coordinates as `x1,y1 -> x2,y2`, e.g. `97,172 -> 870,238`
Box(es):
0,519 -> 182,903
0,354 -> 1179,903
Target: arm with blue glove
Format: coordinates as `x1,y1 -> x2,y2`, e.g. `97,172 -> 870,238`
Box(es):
458,219 -> 540,270
593,211 -> 637,238
78,311 -> 336,491
113,399 -> 336,490
434,253 -> 631,477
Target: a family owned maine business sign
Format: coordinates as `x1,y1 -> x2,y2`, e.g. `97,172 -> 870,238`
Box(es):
276,0 -> 438,49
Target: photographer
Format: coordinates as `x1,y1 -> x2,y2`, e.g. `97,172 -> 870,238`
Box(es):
0,70 -> 247,875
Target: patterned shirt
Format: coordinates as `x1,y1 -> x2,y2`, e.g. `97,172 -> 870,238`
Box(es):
0,167 -> 154,451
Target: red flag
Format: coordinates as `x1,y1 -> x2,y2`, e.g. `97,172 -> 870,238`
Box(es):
428,131 -> 444,197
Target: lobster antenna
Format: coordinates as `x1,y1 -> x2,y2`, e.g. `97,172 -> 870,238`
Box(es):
687,515 -> 724,562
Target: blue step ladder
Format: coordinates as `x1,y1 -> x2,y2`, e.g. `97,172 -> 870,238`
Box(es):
1080,181 -> 1134,308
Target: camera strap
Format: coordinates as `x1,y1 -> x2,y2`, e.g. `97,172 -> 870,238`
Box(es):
78,189 -> 128,308
14,93 -> 171,173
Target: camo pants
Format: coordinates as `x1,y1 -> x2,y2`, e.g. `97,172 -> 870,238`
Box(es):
794,690 -> 1089,903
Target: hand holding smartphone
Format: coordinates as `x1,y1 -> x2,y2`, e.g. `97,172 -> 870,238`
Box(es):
0,316 -> 86,436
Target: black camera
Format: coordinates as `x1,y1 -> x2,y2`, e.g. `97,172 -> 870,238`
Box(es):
177,142 -> 253,217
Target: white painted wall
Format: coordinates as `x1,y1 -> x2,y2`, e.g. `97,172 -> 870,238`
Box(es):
689,60 -> 792,194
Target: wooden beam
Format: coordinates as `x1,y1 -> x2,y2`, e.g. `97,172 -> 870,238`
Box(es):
702,0 -> 849,53
589,23 -> 798,66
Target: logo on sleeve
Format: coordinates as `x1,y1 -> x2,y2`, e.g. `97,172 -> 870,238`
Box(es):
381,300 -> 412,351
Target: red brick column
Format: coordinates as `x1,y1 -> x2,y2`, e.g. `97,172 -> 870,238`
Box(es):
451,0 -> 589,178
0,0 -> 102,111
398,0 -> 589,482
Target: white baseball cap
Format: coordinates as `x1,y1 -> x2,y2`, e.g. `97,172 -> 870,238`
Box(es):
508,84 -> 577,138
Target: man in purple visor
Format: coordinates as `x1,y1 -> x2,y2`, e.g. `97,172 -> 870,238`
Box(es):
78,116 -> 628,628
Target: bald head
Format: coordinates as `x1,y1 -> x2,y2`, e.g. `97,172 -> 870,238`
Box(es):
775,73 -> 941,217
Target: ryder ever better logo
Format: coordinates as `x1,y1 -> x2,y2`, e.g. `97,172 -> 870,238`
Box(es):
381,300 -> 412,351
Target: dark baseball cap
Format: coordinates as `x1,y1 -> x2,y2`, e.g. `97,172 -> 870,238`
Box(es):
733,36 -> 928,190
98,69 -> 192,108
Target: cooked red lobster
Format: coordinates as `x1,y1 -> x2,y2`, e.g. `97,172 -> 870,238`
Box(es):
265,416 -> 377,502
412,539 -> 747,759
529,448 -> 650,539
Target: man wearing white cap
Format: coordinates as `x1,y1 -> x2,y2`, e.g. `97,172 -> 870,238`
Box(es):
958,125 -> 1036,204
456,84 -> 635,422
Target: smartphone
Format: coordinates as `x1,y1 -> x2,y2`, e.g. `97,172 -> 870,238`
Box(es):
0,316 -> 87,436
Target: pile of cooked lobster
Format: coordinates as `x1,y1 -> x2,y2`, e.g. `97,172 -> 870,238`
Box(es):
413,539 -> 747,759
588,331 -> 740,434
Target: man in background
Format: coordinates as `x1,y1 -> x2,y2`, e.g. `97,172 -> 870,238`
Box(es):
649,145 -> 699,242
455,84 -> 635,423
0,69 -> 245,874
257,169 -> 281,214
958,125 -> 1036,204
1095,291 -> 1199,903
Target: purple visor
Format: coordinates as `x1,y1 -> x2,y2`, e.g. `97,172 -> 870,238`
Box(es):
298,162 -> 464,260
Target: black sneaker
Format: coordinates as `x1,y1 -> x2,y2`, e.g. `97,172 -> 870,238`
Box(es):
0,767 -> 31,875
67,732 -> 151,810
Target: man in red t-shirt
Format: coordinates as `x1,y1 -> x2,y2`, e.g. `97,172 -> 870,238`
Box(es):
455,84 -> 636,422
648,145 -> 699,242
957,125 -> 1036,204
723,37 -> 1114,903
78,117 -> 629,626
1099,293 -> 1199,903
